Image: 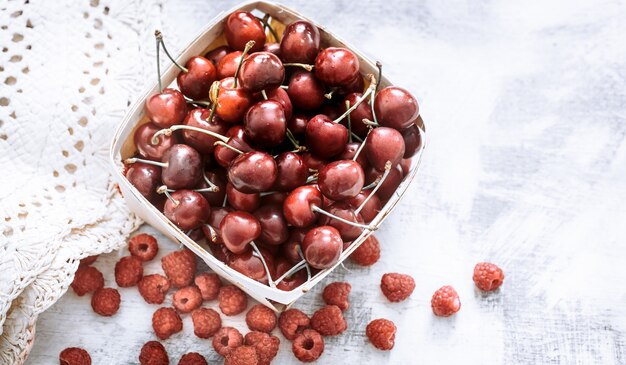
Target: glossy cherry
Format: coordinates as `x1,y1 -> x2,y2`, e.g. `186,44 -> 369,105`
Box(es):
374,86 -> 419,130
274,257 -> 307,291
283,185 -> 323,227
177,56 -> 217,100
346,190 -> 381,223
219,211 -> 261,254
224,11 -> 265,52
243,100 -> 286,146
337,142 -> 367,168
125,162 -> 161,202
163,190 -> 211,231
263,42 -> 281,57
364,127 -> 405,171
145,88 -> 187,129
317,159 -> 364,201
216,51 -> 243,79
197,169 -> 227,206
253,204 -> 289,246
287,71 -> 325,111
280,20 -> 320,64
401,124 -> 423,158
228,151 -> 277,193
301,151 -> 326,171
318,202 -> 365,240
181,108 -> 229,154
305,114 -> 349,158
315,47 -> 360,87
301,226 -> 343,269
159,144 -> 203,189
266,87 -> 293,120
229,247 -> 275,285
205,45 -> 232,66
226,183 -> 260,212
212,77 -> 253,123
134,122 -> 177,161
341,92 -> 372,138
238,52 -> 285,92
288,114 -> 308,136
338,73 -> 364,96
214,125 -> 255,168
273,152 -> 308,192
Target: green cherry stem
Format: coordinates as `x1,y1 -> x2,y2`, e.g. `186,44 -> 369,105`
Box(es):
124,157 -> 167,168
203,173 -> 219,192
213,141 -> 244,155
261,89 -> 268,100
154,30 -> 162,92
157,185 -> 179,206
233,40 -> 256,88
257,14 -> 280,42
151,125 -> 229,146
203,223 -> 218,242
285,129 -> 301,150
155,30 -> 188,73
283,63 -> 314,72
311,205 -> 377,231
352,129 -> 371,162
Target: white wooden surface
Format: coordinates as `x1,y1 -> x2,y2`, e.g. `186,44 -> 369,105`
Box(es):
26,0 -> 626,363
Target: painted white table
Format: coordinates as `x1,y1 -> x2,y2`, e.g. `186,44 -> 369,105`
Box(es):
27,0 -> 626,363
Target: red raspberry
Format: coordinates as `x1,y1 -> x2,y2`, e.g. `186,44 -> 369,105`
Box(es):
310,305 -> 347,336
162,249 -> 197,288
212,326 -> 244,357
473,262 -> 505,291
115,256 -> 144,287
178,352 -> 207,365
194,272 -> 222,301
380,273 -> 415,302
431,285 -> 461,317
292,329 -> 324,363
79,255 -> 98,266
128,233 -> 159,262
278,308 -> 310,340
322,282 -> 351,311
60,347 -> 91,365
350,235 -> 380,266
218,285 -> 248,316
91,287 -> 120,316
224,345 -> 258,365
139,341 -> 169,365
191,307 -> 221,339
172,286 -> 203,313
366,318 -> 396,350
245,304 -> 277,333
152,307 -> 183,340
71,266 -> 104,296
138,274 -> 171,305
244,331 -> 280,365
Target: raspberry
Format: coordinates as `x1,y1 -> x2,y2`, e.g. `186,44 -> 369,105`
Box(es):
380,273 -> 415,302
292,329 -> 324,363
473,262 -> 505,291
310,305 -> 347,336
71,266 -> 104,296
152,307 -> 183,340
138,274 -> 171,304
194,272 -> 222,301
245,304 -> 277,333
172,286 -> 203,313
224,345 -> 258,365
218,285 -> 248,316
431,285 -> 461,317
79,255 -> 98,266
91,287 -> 120,316
139,341 -> 169,365
191,307 -> 221,339
349,235 -> 380,266
322,282 -> 351,311
212,326 -> 244,357
60,347 -> 91,365
115,256 -> 144,287
129,233 -> 159,262
178,352 -> 207,365
278,308 -> 310,340
162,249 -> 197,288
244,331 -> 280,365
366,318 -> 396,350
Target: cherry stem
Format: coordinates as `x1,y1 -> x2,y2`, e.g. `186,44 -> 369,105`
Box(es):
285,129 -> 301,149
296,246 -> 312,281
233,40 -> 255,88
203,223 -> 218,242
250,241 -> 276,288
155,31 -> 162,93
152,125 -> 229,146
352,131 -> 370,162
186,99 -> 212,107
362,118 -> 379,127
324,89 -> 336,99
222,192 -> 228,207
157,185 -> 179,206
259,191 -> 278,197
155,30 -> 188,73
203,173 -> 219,192
331,75 -> 377,124
257,14 -> 280,42
355,161 -> 392,215
345,100 -> 353,143
214,141 -> 244,155
124,157 -> 167,168
274,260 -> 307,285
306,173 -> 318,184
376,61 -> 383,91
283,63 -> 314,72
280,85 -> 289,90
261,89 -> 268,100
311,205 -> 377,231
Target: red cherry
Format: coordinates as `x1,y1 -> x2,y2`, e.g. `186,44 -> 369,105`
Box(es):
273,152 -> 308,192
317,160 -> 365,201
213,77 -> 253,124
202,206 -> 232,244
337,73 -> 364,96
163,190 -> 211,231
228,151 -> 277,193
260,192 -> 289,206
177,56 -> 217,100
318,202 -> 365,241
161,144 -> 203,189
301,151 -> 326,171
337,142 -> 367,169
145,88 -> 187,129
214,126 -> 255,168
401,124 -> 423,158
346,191 -> 381,223
283,185 -> 323,228
281,228 -> 308,264
364,127 -> 405,171
244,100 -> 286,147
181,108 -> 229,154
280,20 -> 320,64
125,162 -> 161,202
134,122 -> 177,161
228,247 -> 275,285
224,11 -> 265,52
275,257 -> 307,291
265,87 -> 293,120
253,205 -> 289,246
314,47 -> 360,87
301,226 -> 343,269
263,42 -> 281,57
288,114 -> 308,137
238,52 -> 285,92
226,183 -> 260,212
320,104 -> 341,120
216,51 -> 243,79
219,211 -> 261,254
205,45 -> 232,65
341,92 -> 372,138
374,86 -> 419,130
287,71 -> 325,111
207,240 -> 233,263
305,114 -> 348,158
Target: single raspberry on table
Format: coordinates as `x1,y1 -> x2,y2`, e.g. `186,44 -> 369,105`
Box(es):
138,274 -> 171,305
152,307 -> 183,340
473,262 -> 505,291
71,266 -> 104,296
178,352 -> 208,365
162,249 -> 197,288
245,304 -> 277,333
278,308 -> 310,340
115,255 -> 144,287
366,318 -> 396,350
380,273 -> 415,302
218,285 -> 248,316
310,305 -> 347,336
128,233 -> 159,262
79,255 -> 98,267
194,272 -> 222,301
244,331 -> 280,365
191,307 -> 222,339
349,235 -> 380,266
292,329 -> 324,363
224,345 -> 258,365
322,282 -> 351,311
91,287 -> 120,316
212,326 -> 244,357
431,285 -> 461,317
139,341 -> 169,365
60,347 -> 91,365
173,286 -> 203,313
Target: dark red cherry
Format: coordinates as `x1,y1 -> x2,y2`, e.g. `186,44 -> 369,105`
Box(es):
125,162 -> 161,202
365,163 -> 404,202
134,122 -> 177,161
319,104 -> 341,120
197,169 -> 227,206
301,226 -> 343,269
401,124 -> 423,158
216,51 -> 243,79
207,240 -> 233,263
163,190 -> 211,231
214,126 -> 255,168
314,47 -> 360,87
263,42 -> 281,57
219,211 -> 261,254
374,86 -> 419,130
182,108 -> 229,154
260,192 -> 288,207
202,206 -> 232,243
280,20 -> 320,64
244,100 -> 286,146
305,114 -> 348,158
318,160 -> 364,201
365,127 -> 405,171
281,228 -> 307,264
341,92 -> 372,138
346,191 -> 381,223
266,87 -> 293,120
238,52 -> 285,92
161,144 -> 203,189
283,185 -> 323,227
287,71 -> 324,111
226,183 -> 260,212
337,142 -> 367,169
288,114 -> 308,136
253,205 -> 289,246
301,151 -> 326,171
318,202 -> 365,241
338,73 -> 364,96
145,88 -> 187,128
275,257 -> 307,291
224,11 -> 265,52
205,45 -> 232,66
228,247 -> 275,285
228,151 -> 277,193
213,77 -> 253,123
273,152 -> 308,192
177,56 -> 217,100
